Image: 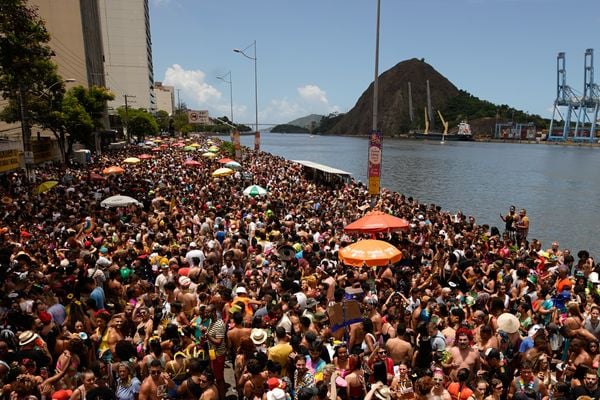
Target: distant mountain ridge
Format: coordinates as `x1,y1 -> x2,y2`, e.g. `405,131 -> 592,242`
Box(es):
287,114 -> 323,129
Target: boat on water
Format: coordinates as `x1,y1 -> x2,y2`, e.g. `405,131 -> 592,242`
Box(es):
411,121 -> 473,141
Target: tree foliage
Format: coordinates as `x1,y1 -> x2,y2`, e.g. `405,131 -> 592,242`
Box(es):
116,107 -> 158,141
63,85 -> 114,150
271,124 -> 309,133
154,110 -> 170,132
315,113 -> 345,133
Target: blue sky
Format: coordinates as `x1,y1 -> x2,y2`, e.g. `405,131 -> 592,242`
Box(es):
149,0 -> 600,127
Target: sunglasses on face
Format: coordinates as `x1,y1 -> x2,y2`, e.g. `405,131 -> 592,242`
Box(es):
150,370 -> 161,376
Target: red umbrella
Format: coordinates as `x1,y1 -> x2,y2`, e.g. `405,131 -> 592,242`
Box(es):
218,157 -> 235,164
344,211 -> 410,234
183,159 -> 201,167
86,173 -> 106,181
138,154 -> 153,159
151,147 -> 162,152
102,166 -> 125,175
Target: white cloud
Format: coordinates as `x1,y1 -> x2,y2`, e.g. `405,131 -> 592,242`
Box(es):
163,64 -> 221,109
260,84 -> 340,124
298,85 -> 329,105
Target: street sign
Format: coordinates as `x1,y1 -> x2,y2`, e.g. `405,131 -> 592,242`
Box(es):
24,151 -> 34,164
188,110 -> 210,124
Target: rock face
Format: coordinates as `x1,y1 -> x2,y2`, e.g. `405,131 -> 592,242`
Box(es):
328,58 -> 459,136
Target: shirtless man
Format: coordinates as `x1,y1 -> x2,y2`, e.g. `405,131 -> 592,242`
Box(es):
139,359 -> 176,400
443,329 -> 480,379
385,325 -> 413,365
176,281 -> 198,318
227,311 -> 251,357
133,307 -> 154,350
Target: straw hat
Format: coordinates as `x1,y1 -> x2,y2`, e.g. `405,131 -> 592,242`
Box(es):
18,331 -> 39,346
497,313 -> 520,334
374,385 -> 391,400
250,328 -> 267,345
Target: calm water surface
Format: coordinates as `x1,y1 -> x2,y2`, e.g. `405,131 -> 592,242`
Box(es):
224,133 -> 600,256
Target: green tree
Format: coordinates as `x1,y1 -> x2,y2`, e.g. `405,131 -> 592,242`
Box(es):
116,107 -> 158,141
62,85 -> 114,153
154,110 -> 170,132
0,0 -> 62,162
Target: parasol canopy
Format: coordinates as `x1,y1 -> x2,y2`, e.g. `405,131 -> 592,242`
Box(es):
102,166 -> 125,175
33,180 -> 59,195
100,195 -> 141,208
344,211 -> 410,234
338,239 -> 402,267
202,152 -> 217,158
218,157 -> 235,164
212,167 -> 234,177
243,185 -> 268,197
225,161 -> 241,169
138,154 -> 153,160
123,157 -> 141,164
183,159 -> 202,167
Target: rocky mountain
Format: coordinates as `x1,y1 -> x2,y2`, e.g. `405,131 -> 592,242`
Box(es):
328,58 -> 460,135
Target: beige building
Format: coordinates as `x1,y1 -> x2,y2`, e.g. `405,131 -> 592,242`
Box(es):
154,82 -> 175,115
99,0 -> 155,113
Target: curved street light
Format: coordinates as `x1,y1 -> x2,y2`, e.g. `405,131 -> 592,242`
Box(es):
233,40 -> 259,151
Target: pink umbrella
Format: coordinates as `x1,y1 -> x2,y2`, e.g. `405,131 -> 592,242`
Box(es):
183,159 -> 201,167
138,154 -> 153,159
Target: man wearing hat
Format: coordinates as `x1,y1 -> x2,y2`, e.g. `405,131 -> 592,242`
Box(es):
16,330 -> 51,370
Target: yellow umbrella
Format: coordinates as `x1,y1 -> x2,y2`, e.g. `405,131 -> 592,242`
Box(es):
202,152 -> 217,158
189,143 -> 201,147
212,167 -> 234,177
123,157 -> 141,164
33,180 -> 59,195
208,145 -> 219,153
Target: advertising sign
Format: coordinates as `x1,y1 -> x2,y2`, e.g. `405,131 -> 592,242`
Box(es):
187,110 -> 210,124
254,131 -> 261,151
233,130 -> 241,160
0,149 -> 20,173
368,130 -> 382,195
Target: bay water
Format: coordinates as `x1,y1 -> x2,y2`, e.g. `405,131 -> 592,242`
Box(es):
222,133 -> 600,257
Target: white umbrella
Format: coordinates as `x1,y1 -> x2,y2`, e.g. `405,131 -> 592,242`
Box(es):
243,185 -> 268,197
225,161 -> 242,169
100,195 -> 142,208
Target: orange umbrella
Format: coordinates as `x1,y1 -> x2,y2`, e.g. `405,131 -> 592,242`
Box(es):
218,157 -> 235,164
102,166 -> 125,175
338,239 -> 402,267
138,154 -> 153,159
344,211 -> 409,234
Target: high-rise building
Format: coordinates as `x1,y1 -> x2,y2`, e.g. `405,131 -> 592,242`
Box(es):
98,0 -> 155,113
154,82 -> 175,115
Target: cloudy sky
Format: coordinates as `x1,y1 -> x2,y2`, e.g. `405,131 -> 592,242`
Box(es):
150,0 -> 599,127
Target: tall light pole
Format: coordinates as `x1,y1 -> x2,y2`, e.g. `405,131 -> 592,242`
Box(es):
234,40 -> 259,151
217,71 -> 233,124
368,0 -> 382,196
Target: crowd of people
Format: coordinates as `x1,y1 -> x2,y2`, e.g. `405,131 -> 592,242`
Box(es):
0,135 -> 598,400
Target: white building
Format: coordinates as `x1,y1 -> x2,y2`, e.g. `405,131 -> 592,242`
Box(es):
154,82 -> 175,115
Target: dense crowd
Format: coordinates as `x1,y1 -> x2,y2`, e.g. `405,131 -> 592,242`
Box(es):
0,136 -> 598,400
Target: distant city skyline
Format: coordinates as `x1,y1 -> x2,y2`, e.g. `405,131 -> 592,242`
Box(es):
149,0 -> 600,127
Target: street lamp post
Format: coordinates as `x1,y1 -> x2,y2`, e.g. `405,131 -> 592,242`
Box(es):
233,40 -> 259,151
368,0 -> 382,196
216,71 -> 233,125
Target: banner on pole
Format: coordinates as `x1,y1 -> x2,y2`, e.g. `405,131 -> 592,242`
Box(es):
254,131 -> 260,151
368,130 -> 382,195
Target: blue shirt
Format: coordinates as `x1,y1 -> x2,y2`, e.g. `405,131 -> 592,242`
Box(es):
90,287 -> 105,310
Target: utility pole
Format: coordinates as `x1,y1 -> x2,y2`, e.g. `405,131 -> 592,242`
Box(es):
176,89 -> 181,111
123,94 -> 136,141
